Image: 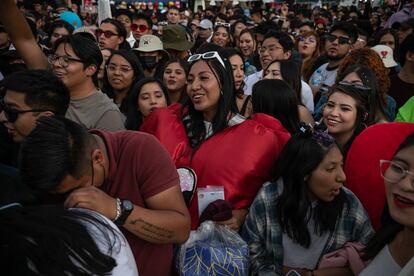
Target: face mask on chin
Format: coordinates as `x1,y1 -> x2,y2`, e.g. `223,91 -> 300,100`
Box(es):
139,55 -> 158,70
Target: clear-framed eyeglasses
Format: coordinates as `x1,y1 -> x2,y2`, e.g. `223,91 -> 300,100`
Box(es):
380,160 -> 414,188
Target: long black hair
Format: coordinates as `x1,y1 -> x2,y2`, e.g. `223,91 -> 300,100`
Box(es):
273,127 -> 348,248
185,51 -> 238,147
265,59 -> 303,104
161,58 -> 189,104
326,83 -> 370,157
0,204 -> 119,275
125,77 -> 171,130
252,79 -> 300,134
219,47 -> 245,96
102,49 -> 144,114
363,132 -> 414,261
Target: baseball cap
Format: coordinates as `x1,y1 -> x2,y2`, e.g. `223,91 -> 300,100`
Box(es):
371,45 -> 398,68
198,19 -> 213,30
134,35 -> 167,54
162,25 -> 194,51
59,11 -> 82,30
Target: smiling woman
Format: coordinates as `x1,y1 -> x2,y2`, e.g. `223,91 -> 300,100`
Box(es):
102,50 -> 144,116
141,50 -> 291,230
361,132 -> 414,275
322,82 -> 370,158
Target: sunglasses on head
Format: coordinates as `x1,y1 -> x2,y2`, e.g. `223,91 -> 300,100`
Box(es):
187,51 -> 226,69
326,34 -> 350,45
0,99 -> 52,123
215,22 -> 231,28
95,29 -> 120,38
338,80 -> 371,92
130,23 -> 148,32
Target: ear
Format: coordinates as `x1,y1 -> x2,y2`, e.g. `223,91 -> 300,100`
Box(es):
284,50 -> 292,60
85,64 -> 98,77
406,51 -> 414,62
91,148 -> 105,168
118,36 -> 125,45
39,111 -> 55,117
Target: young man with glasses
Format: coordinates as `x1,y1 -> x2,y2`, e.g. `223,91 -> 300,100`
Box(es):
51,34 -> 125,131
131,13 -> 153,47
244,30 -> 294,95
309,22 -> 358,95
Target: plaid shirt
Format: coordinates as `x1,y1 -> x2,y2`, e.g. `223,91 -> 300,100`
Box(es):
241,180 -> 374,276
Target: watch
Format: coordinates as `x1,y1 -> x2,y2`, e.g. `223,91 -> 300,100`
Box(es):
114,199 -> 134,226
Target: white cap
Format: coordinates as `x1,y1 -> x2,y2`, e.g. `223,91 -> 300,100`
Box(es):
199,19 -> 213,30
371,45 -> 398,68
134,35 -> 164,52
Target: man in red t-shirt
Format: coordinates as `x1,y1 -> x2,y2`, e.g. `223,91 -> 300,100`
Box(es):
19,116 -> 191,276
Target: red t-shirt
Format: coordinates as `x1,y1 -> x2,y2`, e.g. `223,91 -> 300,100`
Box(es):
90,130 -> 180,276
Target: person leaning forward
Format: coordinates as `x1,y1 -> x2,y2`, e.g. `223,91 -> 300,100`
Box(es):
19,116 -> 191,276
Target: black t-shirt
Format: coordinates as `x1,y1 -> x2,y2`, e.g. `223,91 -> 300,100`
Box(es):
388,74 -> 414,109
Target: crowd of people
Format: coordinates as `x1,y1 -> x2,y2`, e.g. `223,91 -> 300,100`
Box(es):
0,0 -> 414,275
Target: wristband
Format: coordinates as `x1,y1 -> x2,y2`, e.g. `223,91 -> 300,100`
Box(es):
113,198 -> 121,221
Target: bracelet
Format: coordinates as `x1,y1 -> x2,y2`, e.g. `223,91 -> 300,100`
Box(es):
113,198 -> 121,221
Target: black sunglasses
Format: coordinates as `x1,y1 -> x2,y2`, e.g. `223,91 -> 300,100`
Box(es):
0,99 -> 52,123
338,81 -> 371,92
326,34 -> 351,45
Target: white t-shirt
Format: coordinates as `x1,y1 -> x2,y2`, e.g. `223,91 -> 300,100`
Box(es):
301,80 -> 314,113
243,70 -> 263,95
309,63 -> 338,88
282,214 -> 330,269
244,70 -> 314,113
360,245 -> 401,276
75,208 -> 139,276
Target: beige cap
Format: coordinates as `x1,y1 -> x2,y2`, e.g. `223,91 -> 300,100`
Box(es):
134,35 -> 164,52
371,45 -> 398,68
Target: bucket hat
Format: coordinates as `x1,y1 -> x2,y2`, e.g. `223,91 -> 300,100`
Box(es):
162,25 -> 194,51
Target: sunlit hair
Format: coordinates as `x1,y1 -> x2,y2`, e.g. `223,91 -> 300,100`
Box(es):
337,48 -> 389,108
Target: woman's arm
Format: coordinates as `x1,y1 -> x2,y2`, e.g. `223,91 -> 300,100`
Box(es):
0,0 -> 48,69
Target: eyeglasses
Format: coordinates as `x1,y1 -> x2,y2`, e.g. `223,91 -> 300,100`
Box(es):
0,99 -> 51,123
380,160 -> 414,188
106,64 -> 133,74
258,44 -> 284,54
215,22 -> 231,28
338,81 -> 371,92
130,23 -> 148,32
95,29 -> 120,38
298,36 -> 316,43
187,51 -> 226,69
326,34 -> 351,45
48,54 -> 83,68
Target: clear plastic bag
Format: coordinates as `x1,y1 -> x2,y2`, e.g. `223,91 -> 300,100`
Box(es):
178,221 -> 249,276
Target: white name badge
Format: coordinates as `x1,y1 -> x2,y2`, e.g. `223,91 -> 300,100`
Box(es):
197,186 -> 225,216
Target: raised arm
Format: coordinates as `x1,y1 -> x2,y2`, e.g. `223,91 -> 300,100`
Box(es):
0,0 -> 47,69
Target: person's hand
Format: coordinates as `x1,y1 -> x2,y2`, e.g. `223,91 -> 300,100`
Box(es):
64,186 -> 117,220
215,209 -> 248,232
